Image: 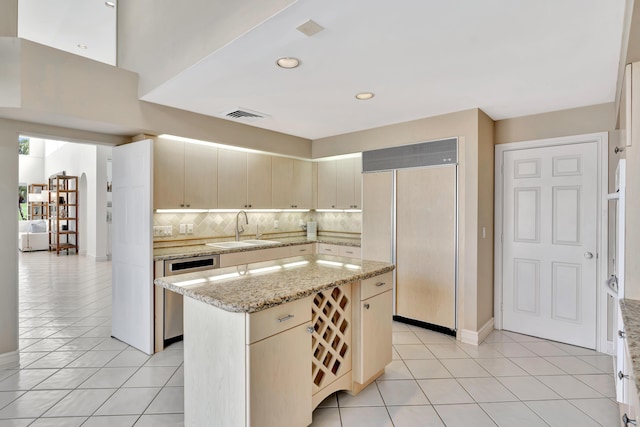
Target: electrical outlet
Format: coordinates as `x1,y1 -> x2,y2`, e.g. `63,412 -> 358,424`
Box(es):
153,226 -> 173,237
187,224 -> 194,234
179,224 -> 186,234
274,220 -> 279,229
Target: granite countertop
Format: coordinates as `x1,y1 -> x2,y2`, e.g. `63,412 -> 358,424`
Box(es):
153,236 -> 361,261
620,298 -> 640,396
154,254 -> 394,313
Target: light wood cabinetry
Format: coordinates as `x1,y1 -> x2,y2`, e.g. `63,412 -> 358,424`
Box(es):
247,153 -> 272,209
396,166 -> 456,329
184,295 -> 313,427
352,272 -> 392,385
153,139 -> 218,209
272,157 -> 313,208
317,157 -> 362,209
289,243 -> 314,256
317,243 -> 361,259
219,151 -> 273,209
617,312 -> 640,426
337,158 -> 362,209
218,150 -> 248,208
317,160 -> 337,209
362,172 -> 393,263
48,175 -> 79,255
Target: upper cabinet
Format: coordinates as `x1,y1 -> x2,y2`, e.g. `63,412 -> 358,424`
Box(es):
272,158 -> 313,209
154,139 -> 218,210
247,153 -> 272,209
218,150 -> 248,208
317,156 -> 362,209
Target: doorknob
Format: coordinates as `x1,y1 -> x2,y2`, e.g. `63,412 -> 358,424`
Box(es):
584,252 -> 594,259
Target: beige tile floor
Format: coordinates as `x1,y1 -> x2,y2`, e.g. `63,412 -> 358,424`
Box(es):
0,251 -> 619,426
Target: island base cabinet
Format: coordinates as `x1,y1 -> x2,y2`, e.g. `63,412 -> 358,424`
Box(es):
248,322 -> 312,427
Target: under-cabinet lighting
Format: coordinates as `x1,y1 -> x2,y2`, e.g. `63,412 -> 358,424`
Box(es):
317,260 -> 343,267
155,209 -> 208,214
316,209 -> 362,213
174,278 -> 206,287
283,261 -> 309,268
249,266 -> 282,274
208,272 -> 240,281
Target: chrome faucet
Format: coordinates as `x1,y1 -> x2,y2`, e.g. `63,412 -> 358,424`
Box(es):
235,210 -> 248,241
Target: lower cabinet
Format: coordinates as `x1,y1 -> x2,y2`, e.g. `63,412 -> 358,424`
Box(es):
317,243 -> 361,259
248,322 -> 312,427
352,272 -> 393,386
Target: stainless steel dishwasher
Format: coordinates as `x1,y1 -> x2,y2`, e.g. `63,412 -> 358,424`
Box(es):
163,254 -> 220,344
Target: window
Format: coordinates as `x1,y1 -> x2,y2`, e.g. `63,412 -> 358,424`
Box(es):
19,137 -> 30,155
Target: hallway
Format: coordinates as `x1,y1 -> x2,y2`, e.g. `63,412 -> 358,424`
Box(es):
0,252 -> 620,426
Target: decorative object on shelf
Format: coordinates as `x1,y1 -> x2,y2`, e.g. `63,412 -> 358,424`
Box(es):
48,175 -> 79,255
27,183 -> 48,221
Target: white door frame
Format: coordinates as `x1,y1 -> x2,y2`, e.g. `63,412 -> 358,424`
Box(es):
494,132 -> 609,353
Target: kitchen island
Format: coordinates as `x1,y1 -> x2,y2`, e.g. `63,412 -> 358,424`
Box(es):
155,254 -> 394,427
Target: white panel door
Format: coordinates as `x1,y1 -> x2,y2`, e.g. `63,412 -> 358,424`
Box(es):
112,140 -> 153,354
502,142 -> 598,348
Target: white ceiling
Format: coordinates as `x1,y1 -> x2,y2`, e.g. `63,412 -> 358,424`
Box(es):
18,0 -> 116,65
17,0 -> 626,140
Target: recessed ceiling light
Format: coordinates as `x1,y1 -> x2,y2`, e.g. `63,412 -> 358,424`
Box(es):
105,1 -> 115,7
355,92 -> 375,100
276,57 -> 300,69
77,44 -> 88,49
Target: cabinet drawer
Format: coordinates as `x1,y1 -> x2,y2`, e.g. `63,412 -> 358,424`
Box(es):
290,244 -> 314,256
360,272 -> 392,301
317,243 -> 338,255
339,246 -> 361,259
247,296 -> 312,344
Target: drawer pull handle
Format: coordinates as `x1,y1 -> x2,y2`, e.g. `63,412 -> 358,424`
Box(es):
619,330 -> 627,339
364,303 -> 370,310
345,251 -> 353,254
623,413 -> 637,426
277,314 -> 294,323
375,282 -> 386,287
619,370 -> 629,380
306,326 -> 314,334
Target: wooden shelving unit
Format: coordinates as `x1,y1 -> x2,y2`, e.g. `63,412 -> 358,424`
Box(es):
28,183 -> 48,220
48,175 -> 79,255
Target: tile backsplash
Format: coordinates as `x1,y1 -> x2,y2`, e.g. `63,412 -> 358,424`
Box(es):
154,211 -> 361,242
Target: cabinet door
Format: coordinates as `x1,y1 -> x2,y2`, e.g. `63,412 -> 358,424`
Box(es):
247,153 -> 272,208
317,160 -> 337,209
396,166 -> 456,329
153,139 -> 185,209
353,157 -> 362,209
361,290 -> 392,382
336,158 -> 354,209
362,171 -> 393,263
247,322 -> 312,427
271,157 -> 293,208
218,150 -> 247,208
292,159 -> 312,208
184,143 -> 218,209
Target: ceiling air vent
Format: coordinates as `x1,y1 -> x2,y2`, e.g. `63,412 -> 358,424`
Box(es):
221,108 -> 269,122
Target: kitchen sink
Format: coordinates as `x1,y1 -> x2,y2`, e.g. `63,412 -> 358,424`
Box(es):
206,240 -> 280,249
241,240 -> 280,246
206,241 -> 254,249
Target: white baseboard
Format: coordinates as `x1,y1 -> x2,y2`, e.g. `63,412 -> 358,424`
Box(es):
0,351 -> 19,369
460,317 -> 495,346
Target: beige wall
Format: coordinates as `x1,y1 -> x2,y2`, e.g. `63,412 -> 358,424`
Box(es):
494,103 -> 616,145
0,120 -> 20,356
0,0 -> 17,37
477,110 -> 495,328
118,0 -> 295,97
1,39 -> 312,158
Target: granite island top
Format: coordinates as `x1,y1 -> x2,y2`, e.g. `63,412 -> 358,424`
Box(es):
153,236 -> 360,261
620,298 -> 640,397
154,254 -> 394,313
